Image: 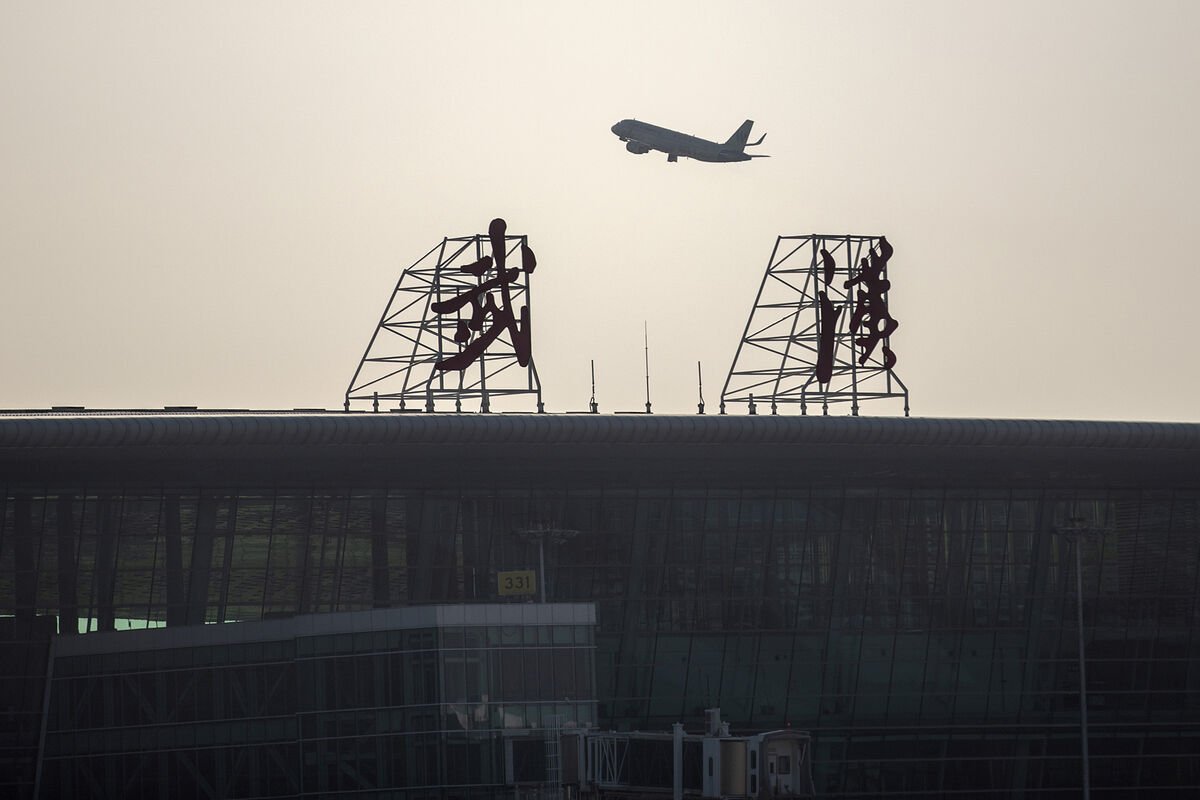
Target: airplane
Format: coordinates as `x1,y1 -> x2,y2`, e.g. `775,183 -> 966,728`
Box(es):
610,118 -> 768,163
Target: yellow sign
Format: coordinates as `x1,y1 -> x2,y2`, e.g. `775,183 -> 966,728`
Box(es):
498,570 -> 537,596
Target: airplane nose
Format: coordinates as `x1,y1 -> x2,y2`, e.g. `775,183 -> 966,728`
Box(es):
610,123 -> 620,134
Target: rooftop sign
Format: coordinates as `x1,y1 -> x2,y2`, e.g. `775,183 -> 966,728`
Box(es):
722,234 -> 908,416
345,218 -> 544,413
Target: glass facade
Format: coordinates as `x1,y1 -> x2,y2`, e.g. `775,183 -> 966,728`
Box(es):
2,414 -> 1199,797
38,604 -> 596,799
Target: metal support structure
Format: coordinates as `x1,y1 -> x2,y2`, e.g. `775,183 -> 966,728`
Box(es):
345,226 -> 543,413
543,714 -> 564,800
588,734 -> 629,788
722,233 -> 909,416
1074,534 -> 1091,800
1054,516 -> 1109,800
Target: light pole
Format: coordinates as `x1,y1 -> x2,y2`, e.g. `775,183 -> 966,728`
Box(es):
513,524 -> 579,603
1054,516 -> 1106,800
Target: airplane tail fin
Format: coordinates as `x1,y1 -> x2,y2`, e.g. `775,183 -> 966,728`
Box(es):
723,120 -> 755,151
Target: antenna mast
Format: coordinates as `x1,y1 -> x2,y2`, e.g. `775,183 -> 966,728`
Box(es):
643,322 -> 652,414
589,360 -> 598,414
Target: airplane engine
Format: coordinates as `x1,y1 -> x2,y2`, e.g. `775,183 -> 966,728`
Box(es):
625,142 -> 649,154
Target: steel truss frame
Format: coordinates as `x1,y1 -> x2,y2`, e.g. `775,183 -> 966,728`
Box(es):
721,233 -> 909,416
345,230 -> 543,413
587,733 -> 629,788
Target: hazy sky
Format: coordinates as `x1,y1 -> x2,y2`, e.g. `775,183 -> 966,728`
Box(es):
2,2 -> 1198,420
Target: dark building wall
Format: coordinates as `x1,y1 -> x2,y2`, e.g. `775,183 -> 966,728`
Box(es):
2,413 -> 1200,797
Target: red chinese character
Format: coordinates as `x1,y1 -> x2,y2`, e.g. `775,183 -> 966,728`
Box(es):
843,237 -> 898,369
431,218 -> 537,371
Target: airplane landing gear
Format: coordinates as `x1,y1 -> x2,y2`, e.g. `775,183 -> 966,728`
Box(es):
667,154 -> 678,163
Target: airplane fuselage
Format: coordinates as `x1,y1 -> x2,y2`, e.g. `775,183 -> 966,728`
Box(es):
610,119 -> 760,163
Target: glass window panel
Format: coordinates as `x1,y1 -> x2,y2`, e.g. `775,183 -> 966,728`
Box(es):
534,649 -> 554,701
499,650 -> 523,702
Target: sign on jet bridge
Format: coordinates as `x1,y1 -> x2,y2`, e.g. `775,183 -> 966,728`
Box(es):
497,570 -> 537,597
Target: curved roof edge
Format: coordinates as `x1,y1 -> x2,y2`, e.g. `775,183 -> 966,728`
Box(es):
0,413 -> 1199,451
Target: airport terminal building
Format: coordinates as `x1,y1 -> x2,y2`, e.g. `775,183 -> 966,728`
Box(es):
2,411 -> 1199,798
